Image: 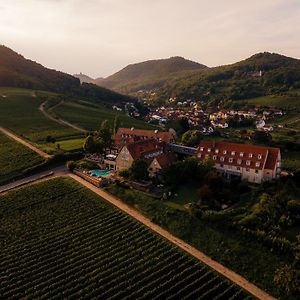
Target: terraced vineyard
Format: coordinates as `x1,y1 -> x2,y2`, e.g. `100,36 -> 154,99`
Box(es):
0,132 -> 44,184
0,177 -> 252,299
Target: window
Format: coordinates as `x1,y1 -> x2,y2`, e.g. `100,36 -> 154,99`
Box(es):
255,169 -> 259,174
231,151 -> 236,155
246,160 -> 251,166
198,154 -> 202,158
229,158 -> 233,163
220,156 -> 225,162
237,159 -> 242,165
213,155 -> 217,160
207,148 -> 211,152
200,147 -> 204,151
237,167 -> 241,171
249,153 -> 253,158
215,149 -> 219,153
228,165 -> 232,169
255,162 -> 260,167
258,154 -> 262,159
223,150 -> 227,154
246,168 -> 250,172
240,152 -> 244,157
220,164 -> 224,168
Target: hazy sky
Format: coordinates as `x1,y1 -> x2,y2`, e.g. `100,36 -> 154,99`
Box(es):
0,0 -> 299,78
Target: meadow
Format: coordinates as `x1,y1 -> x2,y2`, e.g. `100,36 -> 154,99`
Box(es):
0,132 -> 44,184
0,177 -> 252,299
0,88 -> 81,143
51,100 -> 157,131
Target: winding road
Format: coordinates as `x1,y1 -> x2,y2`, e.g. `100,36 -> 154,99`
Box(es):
39,101 -> 87,133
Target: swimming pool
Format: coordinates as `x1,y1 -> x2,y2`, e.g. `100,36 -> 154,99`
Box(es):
90,169 -> 113,177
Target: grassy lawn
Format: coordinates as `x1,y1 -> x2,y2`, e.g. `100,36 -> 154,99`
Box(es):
0,132 -> 45,184
0,88 -> 81,143
51,100 -> 157,131
39,137 -> 85,153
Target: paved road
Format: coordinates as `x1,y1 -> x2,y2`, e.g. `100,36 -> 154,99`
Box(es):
0,127 -> 50,158
69,173 -> 276,300
39,101 -> 86,133
0,165 -> 68,193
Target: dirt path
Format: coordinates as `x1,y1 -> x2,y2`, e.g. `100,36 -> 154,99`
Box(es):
0,127 -> 50,158
39,101 -> 86,133
69,173 -> 276,300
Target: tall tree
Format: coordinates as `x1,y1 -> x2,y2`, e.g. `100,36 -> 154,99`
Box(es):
97,120 -> 113,149
113,115 -> 121,136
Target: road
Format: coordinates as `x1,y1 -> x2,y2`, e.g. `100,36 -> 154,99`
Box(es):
0,165 -> 68,193
69,173 -> 276,300
39,101 -> 86,133
0,127 -> 50,158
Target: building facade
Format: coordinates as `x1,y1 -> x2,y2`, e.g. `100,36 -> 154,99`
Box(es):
197,141 -> 281,183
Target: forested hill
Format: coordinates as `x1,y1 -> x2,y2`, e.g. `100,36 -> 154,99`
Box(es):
156,52 -> 300,104
0,45 -> 132,104
94,56 -> 207,94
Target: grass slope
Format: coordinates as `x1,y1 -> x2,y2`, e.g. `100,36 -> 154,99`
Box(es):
0,88 -> 82,143
0,177 -> 251,299
0,132 -> 44,184
51,100 -> 157,131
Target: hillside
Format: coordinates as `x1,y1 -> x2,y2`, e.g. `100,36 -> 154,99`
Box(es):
0,45 -> 132,104
95,56 -> 207,94
73,72 -> 94,83
156,52 -> 300,104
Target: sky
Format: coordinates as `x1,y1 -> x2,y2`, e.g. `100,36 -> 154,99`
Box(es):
0,0 -> 299,78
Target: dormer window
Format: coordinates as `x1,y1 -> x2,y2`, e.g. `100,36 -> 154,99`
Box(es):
220,156 -> 225,162
207,148 -> 211,152
240,152 -> 244,157
237,159 -> 242,165
246,160 -> 251,166
231,151 -> 236,156
258,154 -> 262,159
215,149 -> 219,154
229,158 -> 233,163
256,162 -> 260,167
198,154 -> 202,158
213,155 -> 217,160
200,147 -> 204,151
249,153 -> 253,158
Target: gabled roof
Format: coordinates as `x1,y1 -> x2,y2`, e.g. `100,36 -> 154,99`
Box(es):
197,140 -> 280,171
115,127 -> 174,148
124,139 -> 165,160
152,153 -> 177,169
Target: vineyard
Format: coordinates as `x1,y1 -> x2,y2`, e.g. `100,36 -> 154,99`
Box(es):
0,88 -> 81,143
0,177 -> 253,299
0,132 -> 44,184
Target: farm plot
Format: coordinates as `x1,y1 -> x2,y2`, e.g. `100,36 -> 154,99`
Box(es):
0,88 -> 82,143
0,132 -> 44,184
51,100 -> 157,131
0,177 -> 252,299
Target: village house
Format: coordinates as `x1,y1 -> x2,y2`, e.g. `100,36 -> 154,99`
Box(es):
197,140 -> 281,183
115,139 -> 165,172
114,127 -> 175,149
148,153 -> 177,178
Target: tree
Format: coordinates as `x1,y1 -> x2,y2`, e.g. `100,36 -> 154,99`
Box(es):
130,160 -> 149,181
113,115 -> 121,136
83,135 -> 103,153
253,130 -> 272,144
97,120 -> 113,149
181,130 -> 202,147
66,160 -> 76,171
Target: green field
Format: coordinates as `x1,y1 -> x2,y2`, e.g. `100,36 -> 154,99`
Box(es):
0,177 -> 251,299
51,100 -> 157,131
0,88 -> 81,143
0,132 -> 44,184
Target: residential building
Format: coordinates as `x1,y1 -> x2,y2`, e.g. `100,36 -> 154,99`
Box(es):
114,127 -> 175,149
197,140 -> 281,183
115,139 -> 165,172
148,153 -> 177,178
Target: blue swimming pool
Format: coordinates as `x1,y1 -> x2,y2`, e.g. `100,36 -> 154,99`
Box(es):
90,169 -> 113,177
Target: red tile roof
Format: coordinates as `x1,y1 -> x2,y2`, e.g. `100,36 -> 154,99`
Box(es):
154,153 -> 177,169
197,140 -> 280,171
115,127 -> 175,148
125,139 -> 165,161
